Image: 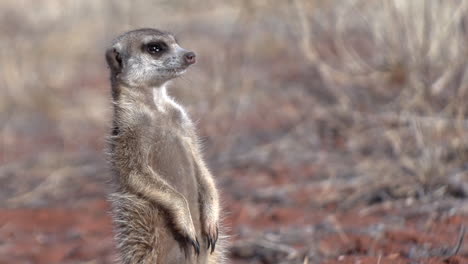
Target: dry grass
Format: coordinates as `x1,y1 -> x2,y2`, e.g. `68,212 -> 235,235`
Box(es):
292,0 -> 468,201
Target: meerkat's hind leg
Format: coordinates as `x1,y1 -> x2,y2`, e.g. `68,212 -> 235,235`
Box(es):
110,193 -> 160,264
123,170 -> 200,256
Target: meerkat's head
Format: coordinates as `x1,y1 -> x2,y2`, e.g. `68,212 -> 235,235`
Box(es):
106,28 -> 196,88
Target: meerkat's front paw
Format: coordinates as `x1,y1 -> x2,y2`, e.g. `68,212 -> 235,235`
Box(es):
172,199 -> 200,256
201,203 -> 220,254
203,220 -> 219,253
184,235 -> 200,256
177,219 -> 200,256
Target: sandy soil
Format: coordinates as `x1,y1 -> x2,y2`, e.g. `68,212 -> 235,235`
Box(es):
0,153 -> 466,264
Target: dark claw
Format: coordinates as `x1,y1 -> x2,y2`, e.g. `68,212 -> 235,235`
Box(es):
196,238 -> 200,255
204,226 -> 219,254
206,236 -> 211,250
211,238 -> 216,254
204,234 -> 213,254
190,237 -> 200,256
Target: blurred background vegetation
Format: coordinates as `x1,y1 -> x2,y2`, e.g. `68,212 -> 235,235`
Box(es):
1,0 -> 468,263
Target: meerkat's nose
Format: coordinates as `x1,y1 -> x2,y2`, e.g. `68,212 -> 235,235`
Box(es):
184,52 -> 196,65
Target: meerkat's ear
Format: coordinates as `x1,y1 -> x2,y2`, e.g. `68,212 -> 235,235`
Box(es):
106,45 -> 123,74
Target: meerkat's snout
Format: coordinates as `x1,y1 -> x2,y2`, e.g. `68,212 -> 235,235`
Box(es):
184,51 -> 196,65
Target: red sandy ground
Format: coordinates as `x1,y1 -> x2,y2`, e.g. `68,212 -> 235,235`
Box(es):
1,185 -> 467,264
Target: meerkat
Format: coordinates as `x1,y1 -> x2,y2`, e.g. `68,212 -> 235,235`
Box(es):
106,28 -> 225,264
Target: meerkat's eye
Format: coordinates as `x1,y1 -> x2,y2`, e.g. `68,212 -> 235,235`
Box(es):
146,42 -> 168,54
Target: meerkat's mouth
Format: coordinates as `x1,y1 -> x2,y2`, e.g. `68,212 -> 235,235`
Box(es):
159,67 -> 188,75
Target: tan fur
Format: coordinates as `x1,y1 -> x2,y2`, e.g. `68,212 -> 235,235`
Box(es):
106,28 -> 226,264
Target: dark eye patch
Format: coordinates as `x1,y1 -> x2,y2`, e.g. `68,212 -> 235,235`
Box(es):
144,42 -> 168,55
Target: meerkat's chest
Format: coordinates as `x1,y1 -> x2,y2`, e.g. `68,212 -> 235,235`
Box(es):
147,109 -> 198,194
150,104 -> 194,136
145,100 -> 196,153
